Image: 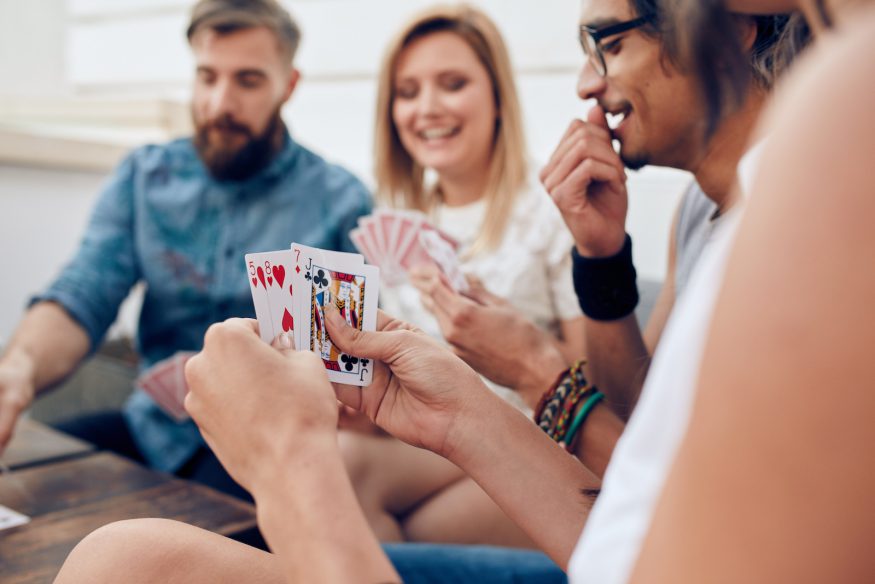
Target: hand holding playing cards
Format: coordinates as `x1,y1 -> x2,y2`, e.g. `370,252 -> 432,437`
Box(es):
184,319 -> 338,494
540,105 -> 629,258
420,275 -> 569,407
326,307 -> 492,459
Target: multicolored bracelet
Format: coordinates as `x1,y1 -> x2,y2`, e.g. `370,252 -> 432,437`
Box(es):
534,361 -> 603,452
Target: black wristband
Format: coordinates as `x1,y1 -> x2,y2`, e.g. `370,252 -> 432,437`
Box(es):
571,234 -> 639,321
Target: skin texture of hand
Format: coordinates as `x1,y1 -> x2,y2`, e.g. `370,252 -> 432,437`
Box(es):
412,272 -> 568,408
0,351 -> 36,453
326,306 -> 491,461
184,319 -> 339,495
539,105 -> 629,258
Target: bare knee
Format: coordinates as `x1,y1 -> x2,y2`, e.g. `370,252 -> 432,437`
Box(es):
55,519 -> 185,584
338,430 -> 377,490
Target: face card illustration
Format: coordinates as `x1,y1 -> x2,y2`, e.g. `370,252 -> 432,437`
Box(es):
296,246 -> 377,386
291,244 -> 363,350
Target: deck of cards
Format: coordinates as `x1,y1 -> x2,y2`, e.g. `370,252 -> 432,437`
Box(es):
350,210 -> 468,293
137,352 -> 196,421
245,243 -> 380,387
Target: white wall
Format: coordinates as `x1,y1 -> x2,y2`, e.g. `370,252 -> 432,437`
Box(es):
0,0 -> 690,341
0,166 -> 103,341
0,0 -> 69,97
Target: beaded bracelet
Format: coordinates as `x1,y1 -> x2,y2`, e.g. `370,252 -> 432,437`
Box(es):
560,391 -> 605,453
534,361 -> 599,447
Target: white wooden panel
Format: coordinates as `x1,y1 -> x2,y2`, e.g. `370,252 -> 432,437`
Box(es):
0,0 -> 68,97
69,12 -> 192,87
67,0 -> 583,89
282,78 -> 377,188
0,166 -> 103,339
69,0 -> 192,19
473,0 -> 581,70
517,71 -> 586,164
291,0 -> 580,78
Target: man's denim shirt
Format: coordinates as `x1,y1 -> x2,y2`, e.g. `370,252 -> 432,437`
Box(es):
36,133 -> 372,472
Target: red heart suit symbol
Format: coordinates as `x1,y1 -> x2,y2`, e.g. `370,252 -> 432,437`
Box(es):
257,266 -> 266,289
274,265 -> 286,289
251,277 -> 257,288
282,308 -> 294,332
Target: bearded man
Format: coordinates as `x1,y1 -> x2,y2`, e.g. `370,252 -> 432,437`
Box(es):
0,0 -> 371,500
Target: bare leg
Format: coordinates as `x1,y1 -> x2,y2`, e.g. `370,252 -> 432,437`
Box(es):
402,477 -> 537,548
54,518 -> 283,584
339,430 -> 464,541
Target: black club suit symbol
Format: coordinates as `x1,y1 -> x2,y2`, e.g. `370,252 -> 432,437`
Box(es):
340,354 -> 359,372
313,269 -> 329,288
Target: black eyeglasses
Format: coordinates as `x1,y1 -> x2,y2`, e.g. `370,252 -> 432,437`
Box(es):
579,15 -> 655,77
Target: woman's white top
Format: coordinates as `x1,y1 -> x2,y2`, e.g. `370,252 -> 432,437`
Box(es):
381,178 -> 582,410
567,144 -> 764,583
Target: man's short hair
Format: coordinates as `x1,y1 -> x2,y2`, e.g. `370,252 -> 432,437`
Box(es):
186,0 -> 302,64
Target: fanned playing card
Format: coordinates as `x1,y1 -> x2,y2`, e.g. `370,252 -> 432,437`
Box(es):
349,209 -> 460,287
293,244 -> 378,386
246,250 -> 297,344
244,244 -> 377,387
137,352 -> 196,421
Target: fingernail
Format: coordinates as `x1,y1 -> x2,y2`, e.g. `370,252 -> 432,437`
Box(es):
326,304 -> 347,327
277,332 -> 292,349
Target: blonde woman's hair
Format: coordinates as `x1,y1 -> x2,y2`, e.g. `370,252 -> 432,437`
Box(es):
374,4 -> 528,253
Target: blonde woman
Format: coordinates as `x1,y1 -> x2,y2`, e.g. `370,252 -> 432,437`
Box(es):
339,5 -> 585,548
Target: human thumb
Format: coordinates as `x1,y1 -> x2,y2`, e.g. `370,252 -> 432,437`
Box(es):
271,331 -> 296,355
587,104 -> 610,131
324,304 -> 397,362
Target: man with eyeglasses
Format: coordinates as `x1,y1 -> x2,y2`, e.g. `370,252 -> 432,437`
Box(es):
423,1 -> 793,429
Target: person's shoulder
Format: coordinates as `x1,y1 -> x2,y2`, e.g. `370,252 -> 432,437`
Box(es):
753,8 -> 875,214
121,137 -> 198,176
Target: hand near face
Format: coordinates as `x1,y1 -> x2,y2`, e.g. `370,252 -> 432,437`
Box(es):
410,271 -> 567,407
540,105 -> 629,258
184,320 -> 338,494
326,307 -> 490,459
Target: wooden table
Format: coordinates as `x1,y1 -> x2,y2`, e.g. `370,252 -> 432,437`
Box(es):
0,422 -> 257,584
0,417 -> 94,470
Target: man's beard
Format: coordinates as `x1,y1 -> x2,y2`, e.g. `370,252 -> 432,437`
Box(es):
193,107 -> 284,182
616,140 -> 648,171
620,150 -> 647,171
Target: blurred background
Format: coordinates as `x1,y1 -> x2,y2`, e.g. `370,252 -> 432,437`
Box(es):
0,0 -> 690,344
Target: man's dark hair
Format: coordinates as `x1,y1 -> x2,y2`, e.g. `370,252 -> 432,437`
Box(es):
627,0 -> 810,135
652,0 -> 810,135
186,0 -> 302,64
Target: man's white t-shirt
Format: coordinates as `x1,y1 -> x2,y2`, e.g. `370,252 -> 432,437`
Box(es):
567,145 -> 763,583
